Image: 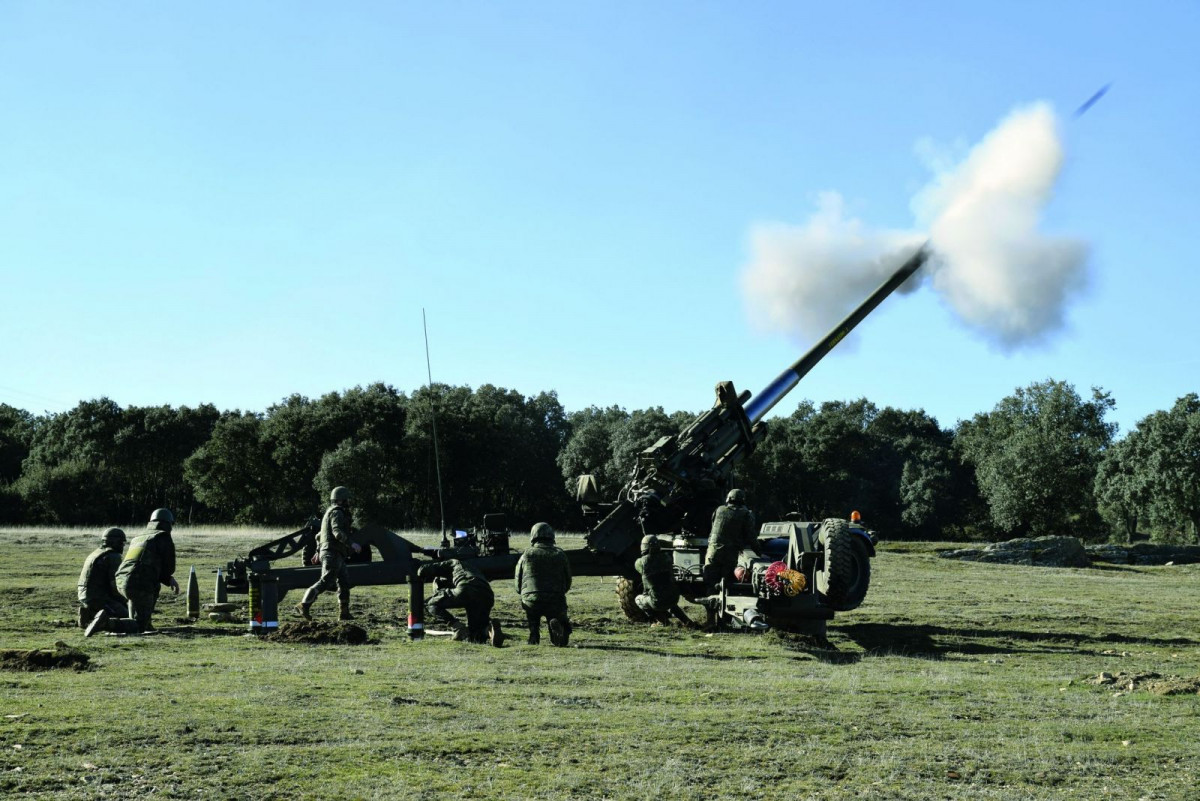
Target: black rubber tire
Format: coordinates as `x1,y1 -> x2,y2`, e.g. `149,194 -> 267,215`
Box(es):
816,518 -> 871,611
616,576 -> 650,622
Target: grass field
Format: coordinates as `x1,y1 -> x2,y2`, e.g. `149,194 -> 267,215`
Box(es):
1,527 -> 1198,800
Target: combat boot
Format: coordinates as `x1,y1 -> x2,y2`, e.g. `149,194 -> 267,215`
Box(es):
527,627 -> 540,645
548,618 -> 569,647
452,624 -> 469,642
293,602 -> 312,621
488,619 -> 504,648
84,609 -> 110,638
338,600 -> 354,621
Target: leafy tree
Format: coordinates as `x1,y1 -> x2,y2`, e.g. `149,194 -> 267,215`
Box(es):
956,380 -> 1116,538
1094,430 -> 1153,543
557,406 -> 630,501
184,412 -> 283,523
1137,394 -> 1200,542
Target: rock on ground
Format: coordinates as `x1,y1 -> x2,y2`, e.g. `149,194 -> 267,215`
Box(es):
940,536 -> 1091,568
1086,543 -> 1200,566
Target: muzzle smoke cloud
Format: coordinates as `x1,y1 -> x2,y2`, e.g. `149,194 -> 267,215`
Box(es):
743,102 -> 1088,349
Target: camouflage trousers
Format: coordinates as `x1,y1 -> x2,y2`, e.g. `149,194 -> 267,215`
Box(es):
426,586 -> 494,642
302,551 -> 350,606
634,593 -> 672,613
520,597 -> 570,642
78,598 -> 127,629
702,553 -> 737,594
103,584 -> 160,633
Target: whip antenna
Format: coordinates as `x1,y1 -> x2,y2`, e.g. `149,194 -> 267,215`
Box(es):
423,309 -> 448,547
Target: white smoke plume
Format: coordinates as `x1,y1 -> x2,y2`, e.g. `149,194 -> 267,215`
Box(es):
743,102 -> 1088,349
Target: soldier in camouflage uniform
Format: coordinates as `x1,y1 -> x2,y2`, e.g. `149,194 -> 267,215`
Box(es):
88,509 -> 180,635
418,559 -> 502,646
634,534 -> 695,627
702,489 -> 757,593
78,528 -> 127,630
294,486 -> 361,621
514,522 -> 572,646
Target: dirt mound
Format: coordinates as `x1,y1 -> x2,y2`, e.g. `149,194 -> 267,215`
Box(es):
1088,671 -> 1200,696
0,641 -> 91,671
265,622 -> 370,645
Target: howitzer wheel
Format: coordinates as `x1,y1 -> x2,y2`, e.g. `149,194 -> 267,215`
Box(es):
616,576 -> 650,623
816,518 -> 871,612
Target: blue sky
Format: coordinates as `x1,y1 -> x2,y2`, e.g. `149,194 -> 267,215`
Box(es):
1,2 -> 1197,435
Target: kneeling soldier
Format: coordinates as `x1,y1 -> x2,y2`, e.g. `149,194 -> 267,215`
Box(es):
515,522 -> 572,646
90,509 -> 180,635
79,528 -> 128,632
418,559 -> 501,646
634,535 -> 695,628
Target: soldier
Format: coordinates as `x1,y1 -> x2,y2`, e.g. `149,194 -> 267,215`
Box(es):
78,528 -> 127,630
514,522 -> 572,646
88,509 -> 180,635
702,489 -> 757,623
417,559 -> 502,646
294,486 -> 361,621
634,534 -> 695,628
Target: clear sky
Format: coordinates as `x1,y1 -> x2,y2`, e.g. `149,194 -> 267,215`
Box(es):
2,2 -> 1197,435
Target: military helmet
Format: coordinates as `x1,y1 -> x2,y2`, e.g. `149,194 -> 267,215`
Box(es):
726,488 -> 746,505
641,534 -> 660,554
330,486 -> 351,503
530,522 -> 556,544
102,527 -> 126,548
148,508 -> 175,529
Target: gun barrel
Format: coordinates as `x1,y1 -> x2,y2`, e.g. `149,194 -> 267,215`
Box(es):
744,245 -> 928,424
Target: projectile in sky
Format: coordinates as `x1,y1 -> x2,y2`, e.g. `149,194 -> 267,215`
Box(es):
1074,84 -> 1111,117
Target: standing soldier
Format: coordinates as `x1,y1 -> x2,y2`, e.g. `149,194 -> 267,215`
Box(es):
89,509 -> 180,635
78,528 -> 127,631
417,559 -> 502,646
634,535 -> 695,628
294,486 -> 361,621
514,522 -> 572,646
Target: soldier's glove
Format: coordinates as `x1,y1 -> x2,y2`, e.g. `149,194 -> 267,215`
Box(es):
435,577 -> 452,590
416,565 -> 433,579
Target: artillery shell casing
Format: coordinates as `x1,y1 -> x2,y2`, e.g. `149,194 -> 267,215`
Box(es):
215,568 -> 228,604
186,566 -> 200,618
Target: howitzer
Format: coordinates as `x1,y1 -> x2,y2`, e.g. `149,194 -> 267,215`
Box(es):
582,245 -> 929,562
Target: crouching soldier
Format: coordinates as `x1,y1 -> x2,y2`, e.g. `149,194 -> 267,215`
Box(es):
418,559 -> 502,646
634,535 -> 695,628
515,522 -> 572,646
294,486 -> 361,621
89,509 -> 180,635
78,528 -> 127,631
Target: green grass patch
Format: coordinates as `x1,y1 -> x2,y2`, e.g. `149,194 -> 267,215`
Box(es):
1,527 -> 1198,799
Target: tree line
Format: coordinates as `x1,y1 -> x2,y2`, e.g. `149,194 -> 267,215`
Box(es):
0,380 -> 1195,543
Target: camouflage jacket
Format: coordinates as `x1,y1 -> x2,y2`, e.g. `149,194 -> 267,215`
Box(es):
116,527 -> 176,592
514,544 -> 572,603
78,546 -> 125,607
420,559 -> 493,600
318,504 -> 354,557
706,503 -> 756,564
635,550 -> 679,608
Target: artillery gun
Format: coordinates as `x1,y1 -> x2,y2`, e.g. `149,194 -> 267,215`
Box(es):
578,246 -> 927,632
218,246 -> 927,636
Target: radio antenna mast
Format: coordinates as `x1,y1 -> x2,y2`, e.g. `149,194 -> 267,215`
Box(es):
423,309 -> 448,547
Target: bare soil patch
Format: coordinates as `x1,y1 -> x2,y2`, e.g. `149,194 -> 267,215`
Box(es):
1088,671 -> 1200,695
265,622 -> 371,645
0,641 -> 91,671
